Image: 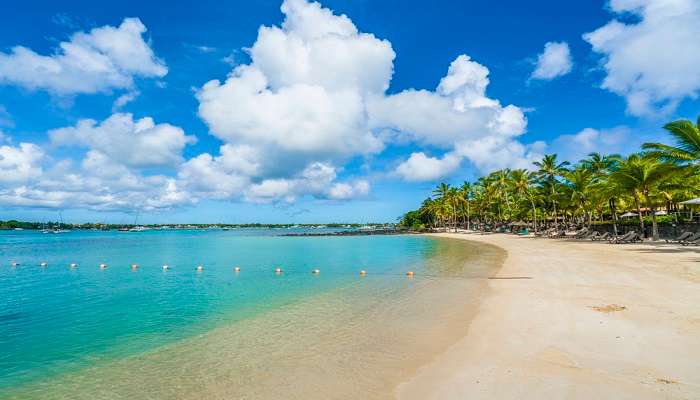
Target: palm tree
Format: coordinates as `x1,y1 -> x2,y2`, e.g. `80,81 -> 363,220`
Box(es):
459,181 -> 473,231
609,154 -> 678,240
533,154 -> 570,228
562,167 -> 595,226
510,169 -> 538,232
643,116 -> 700,165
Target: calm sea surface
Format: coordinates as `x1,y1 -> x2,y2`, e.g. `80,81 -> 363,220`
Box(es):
0,229 -> 503,399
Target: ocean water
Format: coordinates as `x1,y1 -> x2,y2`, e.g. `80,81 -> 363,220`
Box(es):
0,229 -> 504,399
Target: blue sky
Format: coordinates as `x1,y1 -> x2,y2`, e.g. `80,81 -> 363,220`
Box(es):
1,0 -> 699,223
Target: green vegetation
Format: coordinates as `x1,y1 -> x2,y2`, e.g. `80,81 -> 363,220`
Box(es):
400,116 -> 700,241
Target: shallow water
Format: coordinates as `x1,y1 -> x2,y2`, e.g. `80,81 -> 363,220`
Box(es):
0,229 -> 504,399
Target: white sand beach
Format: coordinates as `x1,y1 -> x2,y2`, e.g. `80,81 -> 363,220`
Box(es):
398,233 -> 700,399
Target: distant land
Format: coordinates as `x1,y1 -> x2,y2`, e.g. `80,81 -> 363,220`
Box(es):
0,220 -> 395,231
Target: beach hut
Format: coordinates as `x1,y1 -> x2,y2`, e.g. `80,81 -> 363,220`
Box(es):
680,198 -> 700,221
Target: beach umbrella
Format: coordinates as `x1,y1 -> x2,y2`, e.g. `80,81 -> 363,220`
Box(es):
654,210 -> 667,216
620,212 -> 638,218
680,198 -> 700,205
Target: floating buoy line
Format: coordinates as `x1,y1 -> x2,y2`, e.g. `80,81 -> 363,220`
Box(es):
5,261 -> 455,280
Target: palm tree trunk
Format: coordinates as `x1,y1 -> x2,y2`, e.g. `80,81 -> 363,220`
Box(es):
530,199 -> 538,233
634,193 -> 644,234
644,193 -> 659,241
466,200 -> 471,231
610,198 -> 618,236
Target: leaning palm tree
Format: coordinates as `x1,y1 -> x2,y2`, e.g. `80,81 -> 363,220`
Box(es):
609,154 -> 678,240
642,116 -> 700,165
533,154 -> 570,228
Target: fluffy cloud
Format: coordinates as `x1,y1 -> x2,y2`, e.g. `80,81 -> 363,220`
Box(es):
395,152 -> 461,182
192,0 -> 393,201
0,114 -> 195,211
583,0 -> 700,116
0,143 -> 44,183
550,126 -> 635,163
0,18 -> 166,95
243,162 -> 370,203
372,54 -> 531,178
196,0 -> 390,182
531,41 -> 572,80
49,113 -> 196,168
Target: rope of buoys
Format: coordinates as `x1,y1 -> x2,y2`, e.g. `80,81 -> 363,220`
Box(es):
10,261 -> 471,281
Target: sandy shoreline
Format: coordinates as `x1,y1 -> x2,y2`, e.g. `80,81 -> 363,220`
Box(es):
398,232 -> 700,399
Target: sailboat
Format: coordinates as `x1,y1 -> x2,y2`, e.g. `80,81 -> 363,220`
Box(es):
128,211 -> 149,232
52,212 -> 71,233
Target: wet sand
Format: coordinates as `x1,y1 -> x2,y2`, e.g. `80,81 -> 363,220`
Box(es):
398,233 -> 700,399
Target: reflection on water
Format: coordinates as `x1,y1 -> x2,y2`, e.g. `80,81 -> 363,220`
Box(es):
1,233 -> 503,399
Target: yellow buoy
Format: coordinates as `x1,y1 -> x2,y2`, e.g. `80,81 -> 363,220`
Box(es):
406,271 -> 414,277
312,268 -> 320,274
234,266 -> 241,272
359,270 -> 367,276
275,267 -> 283,274
99,263 -> 108,269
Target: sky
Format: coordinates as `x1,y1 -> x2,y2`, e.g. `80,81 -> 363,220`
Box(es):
1,0 -> 699,224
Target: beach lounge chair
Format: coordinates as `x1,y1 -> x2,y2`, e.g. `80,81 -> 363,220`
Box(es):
610,231 -> 642,244
666,231 -> 693,244
556,229 -> 567,238
592,231 -> 611,241
586,231 -> 600,240
680,232 -> 700,246
573,228 -> 589,239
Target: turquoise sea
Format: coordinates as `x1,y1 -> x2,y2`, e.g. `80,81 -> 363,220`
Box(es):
0,229 -> 503,399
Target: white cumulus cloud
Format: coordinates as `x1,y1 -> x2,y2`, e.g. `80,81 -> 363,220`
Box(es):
0,18 -> 166,96
0,143 -> 44,183
583,0 -> 700,116
531,41 -> 572,80
395,152 -> 461,182
49,113 -> 196,168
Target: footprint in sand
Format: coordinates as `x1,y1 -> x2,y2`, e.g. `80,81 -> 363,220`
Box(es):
590,304 -> 626,313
